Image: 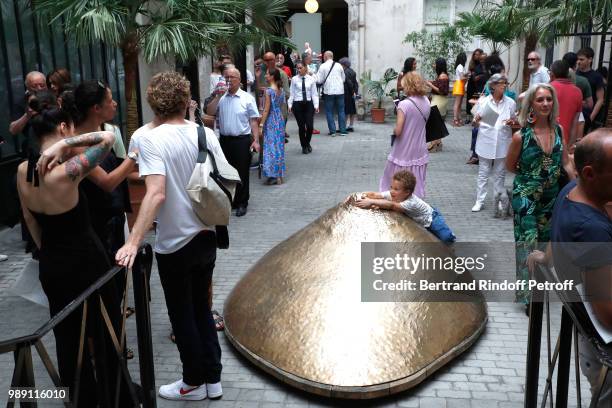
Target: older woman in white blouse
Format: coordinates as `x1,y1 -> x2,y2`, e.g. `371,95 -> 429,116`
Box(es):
471,74 -> 518,212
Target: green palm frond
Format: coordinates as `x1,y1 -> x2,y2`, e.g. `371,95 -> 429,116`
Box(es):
33,0 -> 130,46
246,0 -> 288,32
463,0 -> 612,49
33,0 -> 292,61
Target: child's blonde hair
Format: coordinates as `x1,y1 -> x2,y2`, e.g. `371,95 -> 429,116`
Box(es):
392,170 -> 416,193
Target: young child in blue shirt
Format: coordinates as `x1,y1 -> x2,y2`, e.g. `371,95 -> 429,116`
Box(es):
355,170 -> 456,243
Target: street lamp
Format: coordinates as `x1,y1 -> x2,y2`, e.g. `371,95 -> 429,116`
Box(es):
305,0 -> 319,13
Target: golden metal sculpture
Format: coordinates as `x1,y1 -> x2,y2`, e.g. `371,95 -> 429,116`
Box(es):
224,197 -> 488,399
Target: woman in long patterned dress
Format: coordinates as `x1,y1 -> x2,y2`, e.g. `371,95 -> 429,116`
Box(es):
260,68 -> 286,185
506,84 -> 566,308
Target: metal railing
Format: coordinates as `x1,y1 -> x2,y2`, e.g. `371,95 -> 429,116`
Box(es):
524,264 -> 612,408
0,244 -> 156,408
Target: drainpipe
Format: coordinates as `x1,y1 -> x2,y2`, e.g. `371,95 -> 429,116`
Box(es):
358,0 -> 365,75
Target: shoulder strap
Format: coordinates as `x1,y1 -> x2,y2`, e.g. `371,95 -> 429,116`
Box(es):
405,97 -> 427,123
322,61 -> 336,87
197,126 -> 208,163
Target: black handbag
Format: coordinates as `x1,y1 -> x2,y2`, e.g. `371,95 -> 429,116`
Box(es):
406,98 -> 450,142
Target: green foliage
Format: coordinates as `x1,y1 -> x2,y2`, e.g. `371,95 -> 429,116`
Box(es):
403,24 -> 468,79
460,0 -> 612,49
456,10 -> 519,54
32,0 -> 293,63
360,68 -> 398,109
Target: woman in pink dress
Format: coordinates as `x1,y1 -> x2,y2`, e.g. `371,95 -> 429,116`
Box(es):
380,72 -> 430,198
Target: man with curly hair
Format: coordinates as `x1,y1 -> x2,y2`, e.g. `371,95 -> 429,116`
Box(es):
117,71 -> 224,401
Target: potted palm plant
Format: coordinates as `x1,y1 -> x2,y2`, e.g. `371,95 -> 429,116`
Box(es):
360,68 -> 398,123
34,0 -> 291,227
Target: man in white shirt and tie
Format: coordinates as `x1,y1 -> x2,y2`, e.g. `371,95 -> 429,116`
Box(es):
317,51 -> 347,136
289,61 -> 319,154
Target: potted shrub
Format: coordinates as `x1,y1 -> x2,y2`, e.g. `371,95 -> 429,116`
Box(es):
360,68 -> 398,123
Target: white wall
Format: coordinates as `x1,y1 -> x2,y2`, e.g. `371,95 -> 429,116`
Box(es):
289,13 -> 322,56
137,55 -> 175,124
362,0 -> 424,81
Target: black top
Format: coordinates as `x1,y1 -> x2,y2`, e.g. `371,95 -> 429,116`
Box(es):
11,94 -> 36,158
577,69 -> 606,122
29,190 -> 111,283
473,63 -> 488,94
343,67 -> 359,96
80,149 -> 131,249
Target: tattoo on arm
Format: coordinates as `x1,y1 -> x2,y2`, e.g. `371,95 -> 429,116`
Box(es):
65,143 -> 111,181
64,132 -> 106,147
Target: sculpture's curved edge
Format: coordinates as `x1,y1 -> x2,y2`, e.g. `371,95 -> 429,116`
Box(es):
224,311 -> 489,399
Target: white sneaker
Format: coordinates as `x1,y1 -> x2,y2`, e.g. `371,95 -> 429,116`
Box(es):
206,382 -> 223,399
471,202 -> 483,212
159,379 -> 207,401
0,254 -> 7,262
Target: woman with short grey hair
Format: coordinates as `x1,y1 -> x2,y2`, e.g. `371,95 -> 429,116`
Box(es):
339,57 -> 358,132
471,74 -> 518,212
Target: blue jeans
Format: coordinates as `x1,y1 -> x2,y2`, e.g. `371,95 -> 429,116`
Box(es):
427,209 -> 456,244
470,127 -> 478,158
324,94 -> 346,133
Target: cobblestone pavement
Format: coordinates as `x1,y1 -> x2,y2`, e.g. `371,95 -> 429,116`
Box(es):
0,115 -> 591,407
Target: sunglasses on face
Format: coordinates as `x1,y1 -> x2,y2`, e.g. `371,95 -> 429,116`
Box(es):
527,58 -> 538,62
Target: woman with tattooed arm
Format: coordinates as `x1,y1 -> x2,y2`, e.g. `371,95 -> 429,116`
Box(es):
16,106 -> 132,406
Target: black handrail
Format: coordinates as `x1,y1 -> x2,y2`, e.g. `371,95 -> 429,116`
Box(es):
525,264 -> 612,408
2,243 -> 156,408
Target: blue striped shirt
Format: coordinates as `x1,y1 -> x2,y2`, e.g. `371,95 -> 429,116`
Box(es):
216,89 -> 260,136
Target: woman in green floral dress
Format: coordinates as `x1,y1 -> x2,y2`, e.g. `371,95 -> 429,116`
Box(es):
506,84 -> 566,307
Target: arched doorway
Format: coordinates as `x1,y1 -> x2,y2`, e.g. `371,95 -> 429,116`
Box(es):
286,0 -> 349,59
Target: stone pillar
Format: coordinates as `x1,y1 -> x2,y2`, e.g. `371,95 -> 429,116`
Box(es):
138,55 -> 175,124
198,56 -> 212,103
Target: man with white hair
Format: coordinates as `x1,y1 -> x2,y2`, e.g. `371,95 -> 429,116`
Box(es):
317,50 -> 347,136
527,51 -> 550,87
9,71 -> 47,137
216,67 -> 261,217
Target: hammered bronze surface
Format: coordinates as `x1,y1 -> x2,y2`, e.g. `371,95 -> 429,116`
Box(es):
224,197 -> 488,399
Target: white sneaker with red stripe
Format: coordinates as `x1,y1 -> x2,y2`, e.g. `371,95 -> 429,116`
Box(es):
158,379 -> 207,400
206,382 -> 223,399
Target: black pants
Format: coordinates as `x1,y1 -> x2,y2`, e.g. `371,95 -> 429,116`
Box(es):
293,101 -> 315,148
220,135 -> 251,208
156,232 -> 222,385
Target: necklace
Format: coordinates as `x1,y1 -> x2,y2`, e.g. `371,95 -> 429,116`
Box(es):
533,126 -> 554,155
532,127 -> 554,171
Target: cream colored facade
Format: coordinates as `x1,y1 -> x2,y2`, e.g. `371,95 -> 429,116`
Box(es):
344,0 -> 609,97
137,0 -> 610,123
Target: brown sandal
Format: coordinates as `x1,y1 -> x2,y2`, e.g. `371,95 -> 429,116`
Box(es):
212,310 -> 225,331
125,307 -> 135,318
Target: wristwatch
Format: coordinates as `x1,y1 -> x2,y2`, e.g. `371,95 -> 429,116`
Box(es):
127,151 -> 138,161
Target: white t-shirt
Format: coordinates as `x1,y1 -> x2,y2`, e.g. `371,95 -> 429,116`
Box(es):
138,123 -> 225,254
382,191 -> 433,227
104,123 -> 126,159
210,73 -> 225,95
529,65 -> 550,87
128,122 -> 156,163
455,64 -> 465,81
